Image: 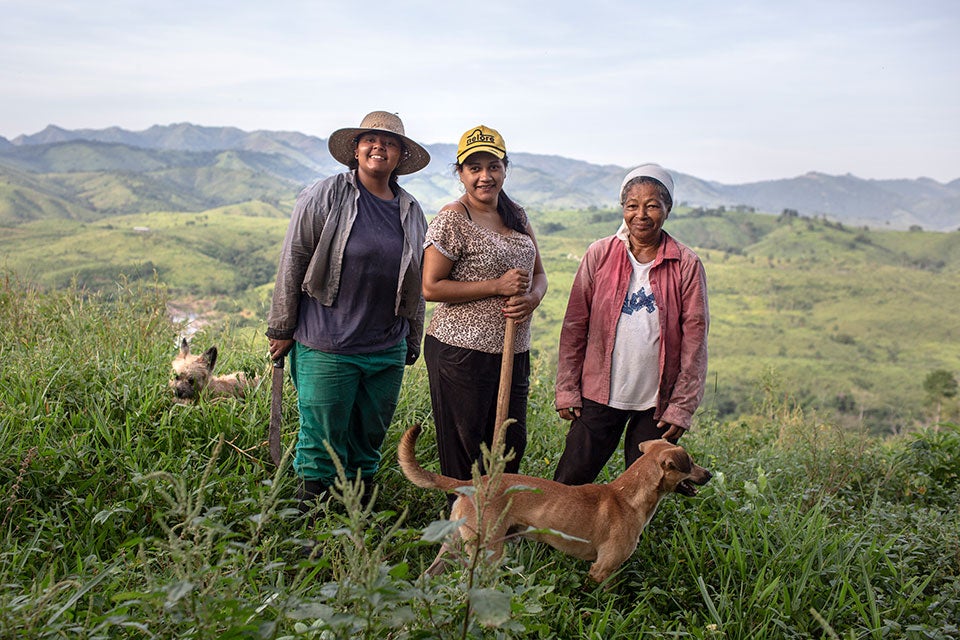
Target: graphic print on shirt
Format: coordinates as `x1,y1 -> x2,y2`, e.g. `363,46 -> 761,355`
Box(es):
622,286 -> 656,315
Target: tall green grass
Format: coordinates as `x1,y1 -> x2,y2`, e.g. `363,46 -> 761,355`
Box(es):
1,272 -> 958,638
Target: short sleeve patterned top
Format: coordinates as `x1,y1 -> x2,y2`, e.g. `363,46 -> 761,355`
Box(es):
424,206 -> 537,354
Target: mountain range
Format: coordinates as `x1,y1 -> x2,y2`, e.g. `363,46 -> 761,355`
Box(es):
2,123 -> 958,231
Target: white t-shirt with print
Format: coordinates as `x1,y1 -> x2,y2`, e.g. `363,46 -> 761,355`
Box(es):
608,250 -> 660,411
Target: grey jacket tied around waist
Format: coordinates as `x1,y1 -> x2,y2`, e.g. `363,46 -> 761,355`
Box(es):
267,170 -> 428,359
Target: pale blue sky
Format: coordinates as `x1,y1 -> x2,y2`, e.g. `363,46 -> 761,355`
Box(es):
1,0 -> 957,183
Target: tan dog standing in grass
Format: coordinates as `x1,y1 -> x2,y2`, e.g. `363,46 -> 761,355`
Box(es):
399,424 -> 711,583
170,338 -> 259,403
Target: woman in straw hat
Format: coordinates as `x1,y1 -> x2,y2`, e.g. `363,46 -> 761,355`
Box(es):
421,125 -> 547,507
553,164 -> 709,485
267,111 -> 431,518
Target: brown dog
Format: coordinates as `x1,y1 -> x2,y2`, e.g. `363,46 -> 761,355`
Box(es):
170,338 -> 259,403
398,424 -> 711,583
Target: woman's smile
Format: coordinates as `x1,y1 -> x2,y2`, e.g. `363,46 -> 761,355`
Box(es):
459,152 -> 506,207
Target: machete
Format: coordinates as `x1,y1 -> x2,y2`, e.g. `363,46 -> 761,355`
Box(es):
269,357 -> 283,466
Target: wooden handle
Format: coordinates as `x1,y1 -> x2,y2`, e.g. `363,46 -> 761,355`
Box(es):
493,318 -> 517,445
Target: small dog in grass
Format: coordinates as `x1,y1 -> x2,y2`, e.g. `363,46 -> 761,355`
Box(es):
170,338 -> 259,403
399,424 -> 711,584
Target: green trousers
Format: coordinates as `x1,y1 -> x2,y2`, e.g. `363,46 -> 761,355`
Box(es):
289,340 -> 405,485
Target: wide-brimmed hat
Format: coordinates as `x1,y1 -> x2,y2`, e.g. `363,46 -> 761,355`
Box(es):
327,111 -> 430,175
620,163 -> 675,204
456,125 -> 507,164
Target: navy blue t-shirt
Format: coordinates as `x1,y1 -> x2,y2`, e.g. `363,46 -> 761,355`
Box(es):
294,181 -> 408,354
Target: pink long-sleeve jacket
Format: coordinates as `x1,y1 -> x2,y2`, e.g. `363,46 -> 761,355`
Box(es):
555,231 -> 709,430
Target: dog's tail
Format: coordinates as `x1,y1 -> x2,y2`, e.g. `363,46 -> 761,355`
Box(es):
398,425 -> 471,493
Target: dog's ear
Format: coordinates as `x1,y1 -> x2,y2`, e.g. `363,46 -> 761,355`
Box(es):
662,448 -> 692,473
179,338 -> 190,357
203,346 -> 218,370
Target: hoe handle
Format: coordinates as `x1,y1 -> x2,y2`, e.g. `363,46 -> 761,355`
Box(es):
493,318 -> 517,446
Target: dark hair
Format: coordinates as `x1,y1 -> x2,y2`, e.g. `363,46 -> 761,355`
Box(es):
620,176 -> 673,212
454,154 -> 528,235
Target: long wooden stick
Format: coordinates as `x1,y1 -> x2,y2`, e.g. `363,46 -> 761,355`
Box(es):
493,318 -> 517,446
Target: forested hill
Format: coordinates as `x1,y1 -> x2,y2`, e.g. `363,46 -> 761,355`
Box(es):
2,123 -> 958,230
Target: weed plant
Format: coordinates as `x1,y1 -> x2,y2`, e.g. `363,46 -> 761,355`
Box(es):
1,271 -> 958,638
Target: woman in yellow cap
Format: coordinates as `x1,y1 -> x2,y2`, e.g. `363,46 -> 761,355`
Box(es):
421,125 -> 547,507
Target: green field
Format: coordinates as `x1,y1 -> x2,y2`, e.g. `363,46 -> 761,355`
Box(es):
1,273 -> 958,638
3,133 -> 959,637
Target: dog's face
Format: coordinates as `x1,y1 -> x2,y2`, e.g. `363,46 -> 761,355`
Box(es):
170,338 -> 218,402
640,439 -> 712,497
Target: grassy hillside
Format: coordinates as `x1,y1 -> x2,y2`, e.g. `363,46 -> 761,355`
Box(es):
0,203 -> 291,293
0,163 -> 100,223
1,203 -> 958,434
0,274 -> 957,638
0,142 -> 307,224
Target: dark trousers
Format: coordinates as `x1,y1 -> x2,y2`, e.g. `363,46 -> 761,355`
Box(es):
424,335 -> 529,489
552,399 -> 670,485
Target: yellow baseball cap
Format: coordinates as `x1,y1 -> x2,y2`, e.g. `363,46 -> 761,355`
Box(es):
456,125 -> 506,164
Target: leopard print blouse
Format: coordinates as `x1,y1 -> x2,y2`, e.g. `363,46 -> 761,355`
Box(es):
424,207 -> 536,354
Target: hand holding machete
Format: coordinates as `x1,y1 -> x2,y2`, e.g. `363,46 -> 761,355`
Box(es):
267,338 -> 293,467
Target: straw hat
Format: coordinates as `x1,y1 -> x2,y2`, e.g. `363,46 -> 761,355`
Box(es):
327,111 -> 430,175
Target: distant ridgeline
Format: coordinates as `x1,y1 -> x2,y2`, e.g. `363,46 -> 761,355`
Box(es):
2,123 -> 958,230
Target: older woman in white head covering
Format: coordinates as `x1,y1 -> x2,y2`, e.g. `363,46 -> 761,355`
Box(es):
553,164 -> 709,485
